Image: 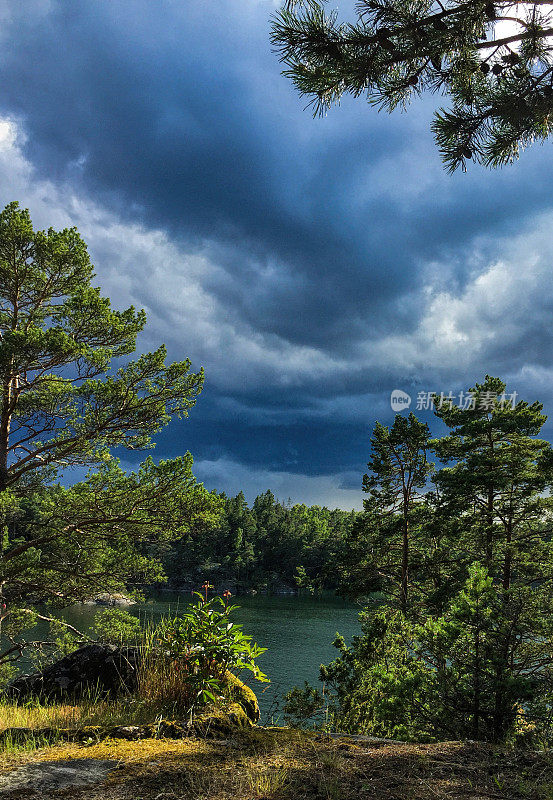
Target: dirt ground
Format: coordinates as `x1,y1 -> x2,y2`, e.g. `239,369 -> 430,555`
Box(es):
0,728 -> 552,800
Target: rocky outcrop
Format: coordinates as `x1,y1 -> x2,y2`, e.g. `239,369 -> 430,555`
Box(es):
0,758 -> 118,794
224,671 -> 260,723
83,593 -> 136,606
5,644 -> 140,701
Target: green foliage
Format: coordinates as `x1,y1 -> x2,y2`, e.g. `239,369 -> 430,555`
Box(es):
0,202 -> 220,669
0,202 -> 204,490
93,608 -> 142,645
271,0 -> 553,169
432,375 -> 553,581
283,681 -> 326,726
288,376 -> 553,743
0,456 -> 221,616
364,414 -> 432,507
161,489 -> 359,593
155,592 -> 268,683
418,564 -> 540,742
315,609 -> 435,740
141,592 -> 267,713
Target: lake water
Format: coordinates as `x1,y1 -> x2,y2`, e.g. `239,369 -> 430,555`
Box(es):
47,593 -> 361,723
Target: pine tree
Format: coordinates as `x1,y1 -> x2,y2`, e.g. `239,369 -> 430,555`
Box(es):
0,202 -> 217,670
271,0 -> 553,170
0,202 -> 204,491
432,375 -> 553,590
362,412 -> 433,611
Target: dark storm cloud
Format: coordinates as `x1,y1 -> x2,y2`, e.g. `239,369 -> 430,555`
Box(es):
2,0 -> 550,351
2,0 -> 553,501
0,0 -> 431,353
156,407 -> 370,477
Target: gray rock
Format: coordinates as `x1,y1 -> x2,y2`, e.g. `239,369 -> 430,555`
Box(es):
5,644 -> 140,701
82,592 -> 136,606
0,758 -> 117,796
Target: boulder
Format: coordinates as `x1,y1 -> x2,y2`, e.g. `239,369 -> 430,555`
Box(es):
224,671 -> 260,723
5,644 -> 140,701
83,593 -> 136,606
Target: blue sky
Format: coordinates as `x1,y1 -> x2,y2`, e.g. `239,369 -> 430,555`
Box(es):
1,0 -> 553,509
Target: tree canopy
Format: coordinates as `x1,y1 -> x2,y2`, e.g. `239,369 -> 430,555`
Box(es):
0,202 -> 219,673
0,202 -> 203,493
160,488 -> 359,594
285,376 -> 553,744
271,0 -> 553,170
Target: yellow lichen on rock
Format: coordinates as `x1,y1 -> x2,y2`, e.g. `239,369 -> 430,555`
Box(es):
224,671 -> 260,722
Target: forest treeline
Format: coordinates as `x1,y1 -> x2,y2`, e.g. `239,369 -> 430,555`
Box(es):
154,490 -> 360,595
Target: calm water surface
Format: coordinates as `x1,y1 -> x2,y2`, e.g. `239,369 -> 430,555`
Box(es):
53,593 -> 361,722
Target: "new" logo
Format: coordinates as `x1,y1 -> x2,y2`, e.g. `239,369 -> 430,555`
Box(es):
390,389 -> 412,412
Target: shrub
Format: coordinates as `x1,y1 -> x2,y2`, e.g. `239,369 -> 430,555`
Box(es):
138,589 -> 267,715
286,565 -> 553,743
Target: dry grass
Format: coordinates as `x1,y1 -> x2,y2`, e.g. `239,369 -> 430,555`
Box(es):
0,728 -> 552,800
0,701 -> 89,732
0,659 -> 224,736
0,696 -> 183,734
135,647 -> 205,718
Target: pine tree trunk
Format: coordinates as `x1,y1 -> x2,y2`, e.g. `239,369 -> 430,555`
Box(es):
502,518 -> 512,591
0,294 -> 18,494
486,431 -> 495,565
0,374 -> 12,494
486,485 -> 494,565
400,509 -> 408,613
473,624 -> 481,739
494,517 -> 513,740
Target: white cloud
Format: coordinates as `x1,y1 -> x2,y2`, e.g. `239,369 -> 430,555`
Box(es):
193,457 -> 362,510
0,116 -> 351,391
365,211 -> 553,385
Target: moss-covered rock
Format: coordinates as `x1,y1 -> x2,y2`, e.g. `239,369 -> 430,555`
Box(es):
191,704 -> 252,737
226,702 -> 252,728
224,671 -> 260,723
